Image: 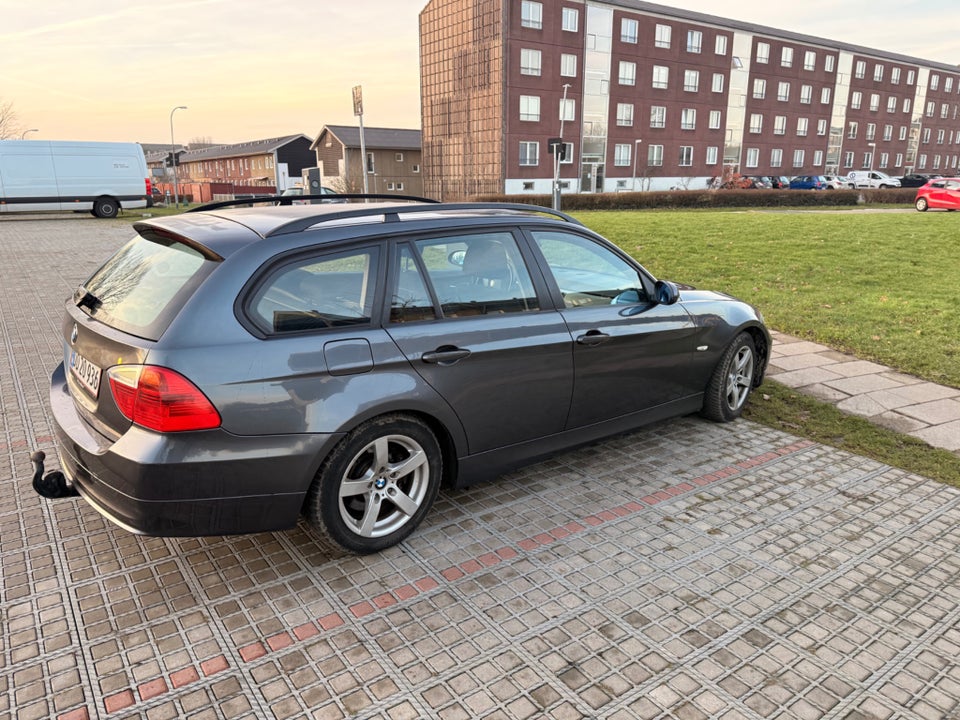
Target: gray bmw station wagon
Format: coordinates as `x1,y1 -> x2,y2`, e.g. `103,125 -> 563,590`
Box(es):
38,198 -> 769,554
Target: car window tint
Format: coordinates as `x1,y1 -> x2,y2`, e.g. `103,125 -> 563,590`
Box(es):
251,247 -> 380,333
391,244 -> 436,323
532,230 -> 646,308
412,232 -> 539,318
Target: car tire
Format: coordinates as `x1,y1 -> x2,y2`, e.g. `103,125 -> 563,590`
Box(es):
701,332 -> 757,423
916,197 -> 929,212
93,198 -> 119,219
304,414 -> 441,554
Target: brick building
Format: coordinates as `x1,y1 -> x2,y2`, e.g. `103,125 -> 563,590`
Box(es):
309,126 -> 423,196
419,0 -> 960,197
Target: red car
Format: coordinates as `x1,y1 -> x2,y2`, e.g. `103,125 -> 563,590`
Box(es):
915,178 -> 960,211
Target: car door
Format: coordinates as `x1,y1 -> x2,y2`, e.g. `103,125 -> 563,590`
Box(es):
385,230 -> 573,455
526,228 -> 699,430
943,180 -> 960,209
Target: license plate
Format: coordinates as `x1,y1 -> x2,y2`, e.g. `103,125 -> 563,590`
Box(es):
69,350 -> 101,397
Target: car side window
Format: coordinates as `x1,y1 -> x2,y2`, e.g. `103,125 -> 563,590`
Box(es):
390,244 -> 436,323
250,246 -> 380,333
532,230 -> 647,308
409,232 -> 540,318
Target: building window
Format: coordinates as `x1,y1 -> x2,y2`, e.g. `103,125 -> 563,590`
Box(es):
752,78 -> 766,99
560,98 -> 575,122
895,152 -> 904,166
715,35 -> 728,55
366,152 -> 375,173
800,85 -> 812,104
793,149 -> 805,167
687,30 -> 702,53
519,141 -> 539,166
616,103 -> 634,126
652,65 -> 669,89
681,108 -> 696,130
942,103 -> 951,119
843,151 -> 854,168
773,115 -> 786,135
855,60 -> 866,79
883,124 -> 893,141
560,142 -> 574,164
560,53 -> 577,77
873,64 -> 884,82
938,129 -> 946,144
781,47 -> 793,68
712,73 -> 724,93
907,69 -> 916,85
706,146 -> 718,164
678,146 -> 693,166
777,82 -> 790,102
945,77 -> 954,93
412,164 -> 420,173
770,148 -> 783,167
521,1 -> 542,29
520,48 -> 541,76
899,126 -> 907,141
891,67 -> 901,85
749,113 -> 763,134
803,51 -> 816,71
825,55 -> 836,73
520,95 -> 540,122
847,121 -> 858,139
745,148 -> 759,168
851,92 -> 862,110
650,105 -> 666,128
903,98 -> 911,114
655,24 -> 671,49
614,143 -> 631,167
922,127 -> 931,143
926,101 -> 935,118
562,7 -> 578,31
861,152 -> 872,169
821,87 -> 831,105
866,123 -> 876,140
930,74 -> 940,91
887,96 -> 897,113
709,110 -> 721,129
813,150 -> 823,166
684,70 -> 699,92
756,42 -> 769,64
621,18 -> 638,43
647,144 -> 664,166
797,117 -> 809,136
869,94 -> 880,112
918,153 -> 927,169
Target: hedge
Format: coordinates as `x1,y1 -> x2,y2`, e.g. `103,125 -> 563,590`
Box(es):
472,188 -> 916,210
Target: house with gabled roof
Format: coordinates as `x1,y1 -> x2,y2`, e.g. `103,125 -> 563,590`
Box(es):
309,125 -> 423,196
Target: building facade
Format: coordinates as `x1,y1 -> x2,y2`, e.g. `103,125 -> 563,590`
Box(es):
309,126 -> 423,196
420,0 -> 960,198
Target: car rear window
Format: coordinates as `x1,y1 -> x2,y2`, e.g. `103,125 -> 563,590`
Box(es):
77,232 -> 217,341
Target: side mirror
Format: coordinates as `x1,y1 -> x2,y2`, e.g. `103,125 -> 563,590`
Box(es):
448,250 -> 466,267
654,280 -> 680,305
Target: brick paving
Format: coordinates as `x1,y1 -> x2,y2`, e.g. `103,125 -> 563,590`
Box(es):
2,215 -> 960,719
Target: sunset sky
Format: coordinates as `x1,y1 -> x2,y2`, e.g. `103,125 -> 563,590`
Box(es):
3,0 -> 959,146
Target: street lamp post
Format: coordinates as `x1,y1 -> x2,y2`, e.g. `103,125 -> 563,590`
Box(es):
20,129 -> 38,139
868,142 -> 876,174
633,139 -> 643,191
169,106 -> 187,207
552,83 -> 572,211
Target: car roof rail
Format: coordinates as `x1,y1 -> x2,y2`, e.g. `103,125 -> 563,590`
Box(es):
262,201 -> 585,237
187,193 -> 439,213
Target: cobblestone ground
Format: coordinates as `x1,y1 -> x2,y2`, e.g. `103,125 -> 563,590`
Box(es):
2,216 -> 960,720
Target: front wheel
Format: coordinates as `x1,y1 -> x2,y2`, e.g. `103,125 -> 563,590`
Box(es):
916,197 -> 929,212
304,415 -> 441,554
701,333 -> 757,422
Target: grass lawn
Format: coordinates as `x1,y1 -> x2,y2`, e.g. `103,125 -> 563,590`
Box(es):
577,209 -> 960,388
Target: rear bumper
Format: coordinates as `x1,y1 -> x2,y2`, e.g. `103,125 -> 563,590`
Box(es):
49,362 -> 343,536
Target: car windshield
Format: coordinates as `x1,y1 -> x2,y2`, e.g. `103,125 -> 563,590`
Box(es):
79,234 -> 217,340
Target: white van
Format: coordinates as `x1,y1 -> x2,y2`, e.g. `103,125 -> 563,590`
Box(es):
0,140 -> 151,218
846,170 -> 901,189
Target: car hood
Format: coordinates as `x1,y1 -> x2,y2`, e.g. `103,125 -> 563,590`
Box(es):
677,286 -> 739,303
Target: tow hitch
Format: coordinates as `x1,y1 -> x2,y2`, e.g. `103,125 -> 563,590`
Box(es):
30,450 -> 79,499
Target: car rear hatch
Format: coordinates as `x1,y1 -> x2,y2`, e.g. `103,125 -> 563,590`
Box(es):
63,226 -> 222,440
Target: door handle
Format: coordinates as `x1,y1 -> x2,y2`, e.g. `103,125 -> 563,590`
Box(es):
576,330 -> 612,347
422,346 -> 472,365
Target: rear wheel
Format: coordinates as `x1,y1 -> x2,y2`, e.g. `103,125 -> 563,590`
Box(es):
701,333 -> 757,422
93,197 -> 119,218
304,415 -> 441,554
916,197 -> 929,212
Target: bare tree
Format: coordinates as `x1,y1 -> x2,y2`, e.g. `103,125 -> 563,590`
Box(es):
188,136 -> 216,148
0,100 -> 21,140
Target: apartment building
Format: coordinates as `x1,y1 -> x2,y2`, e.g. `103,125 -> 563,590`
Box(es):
309,126 -> 423,196
420,0 -> 960,197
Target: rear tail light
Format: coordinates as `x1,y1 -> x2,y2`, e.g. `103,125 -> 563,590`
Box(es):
107,365 -> 221,432
145,177 -> 152,197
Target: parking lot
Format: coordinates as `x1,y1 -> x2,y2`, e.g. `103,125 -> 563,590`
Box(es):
3,215 -> 960,720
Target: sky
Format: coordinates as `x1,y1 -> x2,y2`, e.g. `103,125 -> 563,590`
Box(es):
2,0 -> 959,146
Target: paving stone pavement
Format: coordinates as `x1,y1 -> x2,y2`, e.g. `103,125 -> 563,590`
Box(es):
2,216 -> 960,720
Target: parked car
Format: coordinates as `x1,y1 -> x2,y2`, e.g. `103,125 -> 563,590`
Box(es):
744,176 -> 772,189
899,173 -> 941,188
914,178 -> 960,211
766,176 -> 791,189
789,175 -> 829,190
846,171 -> 901,189
822,175 -> 852,190
37,199 -> 769,554
280,186 -> 344,204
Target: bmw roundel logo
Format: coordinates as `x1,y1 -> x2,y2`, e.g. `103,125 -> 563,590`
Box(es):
70,323 -> 79,345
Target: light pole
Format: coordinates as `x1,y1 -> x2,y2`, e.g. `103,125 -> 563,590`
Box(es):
552,83 -> 572,211
868,142 -> 876,174
632,139 -> 643,191
20,129 -> 38,139
169,106 -> 187,207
